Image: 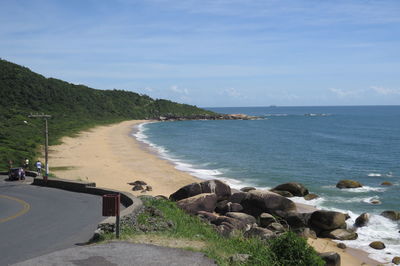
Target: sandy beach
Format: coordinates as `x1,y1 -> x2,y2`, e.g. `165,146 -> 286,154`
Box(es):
48,120 -> 379,266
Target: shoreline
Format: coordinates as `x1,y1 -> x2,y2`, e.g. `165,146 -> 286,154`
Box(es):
49,120 -> 381,266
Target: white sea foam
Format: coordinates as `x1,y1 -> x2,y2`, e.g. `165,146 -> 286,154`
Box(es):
345,186 -> 387,193
290,196 -> 326,207
337,212 -> 400,263
368,173 -> 382,177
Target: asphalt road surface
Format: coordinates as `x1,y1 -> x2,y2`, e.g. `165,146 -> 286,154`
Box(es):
0,175 -> 104,265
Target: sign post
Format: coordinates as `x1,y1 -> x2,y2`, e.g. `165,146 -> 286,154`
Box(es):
102,194 -> 121,238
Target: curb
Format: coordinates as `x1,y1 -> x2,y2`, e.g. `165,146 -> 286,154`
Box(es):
32,177 -> 143,236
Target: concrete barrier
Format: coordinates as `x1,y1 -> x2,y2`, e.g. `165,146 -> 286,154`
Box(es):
32,176 -> 143,235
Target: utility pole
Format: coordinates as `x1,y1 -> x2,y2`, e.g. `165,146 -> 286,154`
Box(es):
28,113 -> 51,182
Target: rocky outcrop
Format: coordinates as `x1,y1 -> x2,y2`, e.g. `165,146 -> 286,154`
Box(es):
309,211 -> 347,231
170,180 -> 231,201
225,212 -> 257,226
240,187 -> 256,192
369,241 -> 385,250
157,113 -> 259,121
259,213 -> 277,228
320,229 -> 358,240
381,210 -> 400,221
355,213 -> 370,227
272,182 -> 309,197
240,190 -> 297,217
304,193 -> 319,201
176,193 -> 217,214
319,252 -> 341,266
269,190 -> 294,197
381,181 -> 393,186
336,180 -> 362,189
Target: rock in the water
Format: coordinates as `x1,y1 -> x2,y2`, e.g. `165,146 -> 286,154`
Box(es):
319,252 -> 341,266
304,193 -> 319,201
369,241 -> 385,250
259,213 -> 277,228
272,182 -> 309,196
310,210 -> 347,231
392,256 -> 400,265
370,199 -> 381,205
270,190 -> 294,197
229,254 -> 250,264
170,180 -> 231,201
355,212 -> 370,227
336,180 -> 363,189
240,187 -> 256,192
381,210 -> 400,221
241,190 -> 297,217
132,185 -> 144,191
381,181 -> 393,186
176,193 -> 217,214
337,243 -> 346,249
244,227 -> 275,240
128,180 -> 147,186
225,212 -> 257,226
320,229 -> 358,240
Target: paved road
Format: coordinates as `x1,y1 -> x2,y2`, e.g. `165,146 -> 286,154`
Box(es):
14,242 -> 217,266
0,175 -> 104,265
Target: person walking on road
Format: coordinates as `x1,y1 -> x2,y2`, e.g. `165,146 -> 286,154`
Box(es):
23,158 -> 29,170
35,160 -> 42,175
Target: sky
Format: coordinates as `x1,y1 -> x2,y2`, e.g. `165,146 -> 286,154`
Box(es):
1,0 -> 400,107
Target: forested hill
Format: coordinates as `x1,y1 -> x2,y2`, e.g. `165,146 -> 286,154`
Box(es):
0,59 -> 216,170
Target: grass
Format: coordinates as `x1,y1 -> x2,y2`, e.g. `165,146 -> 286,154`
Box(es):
50,166 -> 77,171
100,197 -> 324,266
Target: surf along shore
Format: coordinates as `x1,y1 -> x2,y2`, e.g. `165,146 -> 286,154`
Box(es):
49,120 -> 380,266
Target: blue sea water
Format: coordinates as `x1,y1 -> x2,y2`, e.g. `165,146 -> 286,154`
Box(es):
134,106 -> 400,262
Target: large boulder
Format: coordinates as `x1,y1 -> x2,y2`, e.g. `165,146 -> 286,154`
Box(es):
355,213 -> 370,227
240,190 -> 297,217
170,180 -> 231,201
284,212 -> 312,229
170,182 -> 202,201
272,182 -> 309,197
319,252 -> 341,266
200,180 -> 231,201
215,201 -> 243,215
369,241 -> 385,250
259,213 -> 277,228
320,229 -> 358,240
243,227 -> 275,240
381,210 -> 400,221
229,192 -> 249,204
336,180 -> 362,189
176,193 -> 217,215
197,211 -> 219,223
225,212 -> 257,226
214,216 -> 248,231
309,210 -> 347,231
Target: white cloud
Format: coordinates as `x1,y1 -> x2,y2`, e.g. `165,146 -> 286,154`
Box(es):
371,86 -> 400,95
329,88 -> 361,97
170,85 -> 189,95
221,88 -> 242,98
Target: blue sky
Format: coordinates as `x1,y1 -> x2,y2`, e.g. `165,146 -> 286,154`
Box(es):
1,0 -> 400,107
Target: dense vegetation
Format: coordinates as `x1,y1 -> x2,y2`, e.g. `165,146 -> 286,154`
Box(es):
0,59 -> 216,170
101,197 -> 324,266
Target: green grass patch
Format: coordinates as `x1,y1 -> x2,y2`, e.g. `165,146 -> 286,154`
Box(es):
50,166 -> 77,171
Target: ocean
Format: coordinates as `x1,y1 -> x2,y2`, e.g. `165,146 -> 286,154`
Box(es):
134,106 -> 400,263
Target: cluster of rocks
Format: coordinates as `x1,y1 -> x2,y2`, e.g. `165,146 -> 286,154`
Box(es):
168,179 -> 400,265
157,113 -> 258,122
128,180 -> 152,193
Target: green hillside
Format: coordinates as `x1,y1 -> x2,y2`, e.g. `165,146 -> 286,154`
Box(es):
0,59 -> 216,170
